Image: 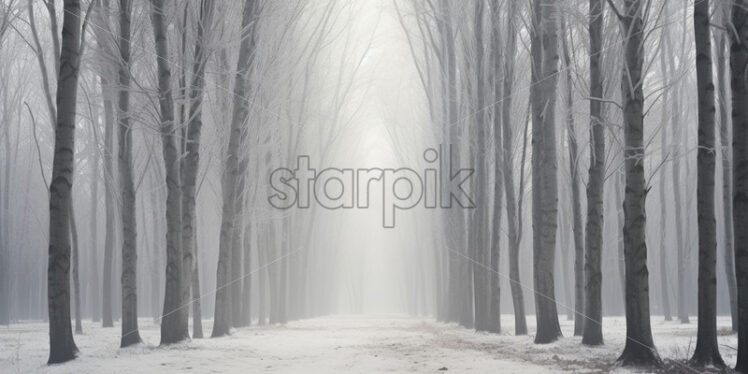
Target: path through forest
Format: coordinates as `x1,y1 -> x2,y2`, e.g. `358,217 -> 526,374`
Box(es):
1,315 -> 738,373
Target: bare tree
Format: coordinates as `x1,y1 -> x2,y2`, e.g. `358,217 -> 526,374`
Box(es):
148,0 -> 187,346
214,0 -> 259,337
729,1 -> 748,371
612,0 -> 661,366
180,0 -> 215,337
116,0 -> 140,348
531,0 -> 562,344
581,0 -> 605,346
47,0 -> 82,364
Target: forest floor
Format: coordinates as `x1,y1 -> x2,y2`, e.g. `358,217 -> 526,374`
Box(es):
0,314 -> 737,373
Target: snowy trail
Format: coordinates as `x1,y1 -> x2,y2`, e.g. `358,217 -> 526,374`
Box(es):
0,315 -> 738,373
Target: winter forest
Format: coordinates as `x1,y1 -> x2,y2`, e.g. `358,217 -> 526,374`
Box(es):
0,0 -> 747,372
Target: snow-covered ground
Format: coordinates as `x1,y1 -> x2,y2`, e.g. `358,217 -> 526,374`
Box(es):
0,315 -> 737,373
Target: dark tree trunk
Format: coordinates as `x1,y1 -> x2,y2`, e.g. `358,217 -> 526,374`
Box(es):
117,0 -> 141,348
214,0 -> 258,337
715,0 -> 738,333
616,0 -> 661,367
47,0 -> 81,364
691,0 -> 724,366
730,1 -> 748,371
531,0 -> 562,344
149,0 -> 187,345
582,0 -> 605,346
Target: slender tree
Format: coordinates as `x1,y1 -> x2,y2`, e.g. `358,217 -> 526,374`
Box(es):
116,0 -> 140,348
581,0 -> 605,346
47,0 -> 82,364
730,1 -> 748,371
149,0 -> 187,345
690,0 -> 723,366
499,0 -> 527,335
180,0 -> 215,336
613,0 -> 661,366
531,0 -> 562,344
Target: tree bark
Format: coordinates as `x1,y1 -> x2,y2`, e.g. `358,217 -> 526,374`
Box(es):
499,0 -> 527,335
70,200 -> 81,334
729,1 -> 748,371
616,0 -> 661,366
715,0 -> 738,333
116,0 -> 140,348
581,0 -> 605,346
531,0 -> 562,344
181,0 -> 214,337
213,0 -> 257,337
560,16 -> 584,336
149,0 -> 187,345
690,0 -> 724,366
47,0 -> 81,364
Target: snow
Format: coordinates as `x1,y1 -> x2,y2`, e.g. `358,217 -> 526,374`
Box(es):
0,315 -> 737,373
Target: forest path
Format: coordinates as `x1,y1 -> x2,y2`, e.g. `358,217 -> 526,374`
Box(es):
1,315 -> 738,373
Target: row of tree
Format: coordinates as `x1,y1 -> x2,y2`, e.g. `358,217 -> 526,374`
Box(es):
398,0 -> 747,370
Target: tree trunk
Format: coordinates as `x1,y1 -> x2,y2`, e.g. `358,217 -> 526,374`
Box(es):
100,68 -> 115,330
582,0 -> 605,346
149,0 -> 187,345
657,30 -> 673,322
181,0 -> 214,337
664,20 -> 690,324
213,0 -> 257,337
616,0 -> 661,366
192,220 -> 203,338
560,16 -> 584,336
488,0 -> 503,334
116,0 -> 140,348
470,0 -> 490,333
729,2 -> 748,371
47,0 -> 81,364
691,0 -> 724,366
715,0 -> 738,333
500,0 -> 527,335
531,0 -> 562,344
70,200 -> 82,334
89,126 -> 101,323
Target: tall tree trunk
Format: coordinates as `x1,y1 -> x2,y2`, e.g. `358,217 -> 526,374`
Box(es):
488,0 -> 503,334
192,219 -> 203,338
616,0 -> 661,366
213,0 -> 257,337
70,200 -> 81,334
560,16 -> 584,336
89,127 -> 101,322
470,0 -> 490,333
716,0 -> 738,333
100,42 -> 116,329
657,29 -> 673,322
181,0 -> 214,337
241,218 -> 252,327
582,0 -> 605,345
691,0 -> 724,366
117,0 -> 140,348
531,0 -> 562,344
663,17 -> 690,324
500,0 -> 527,335
729,1 -> 748,371
149,0 -> 187,345
47,0 -> 81,364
